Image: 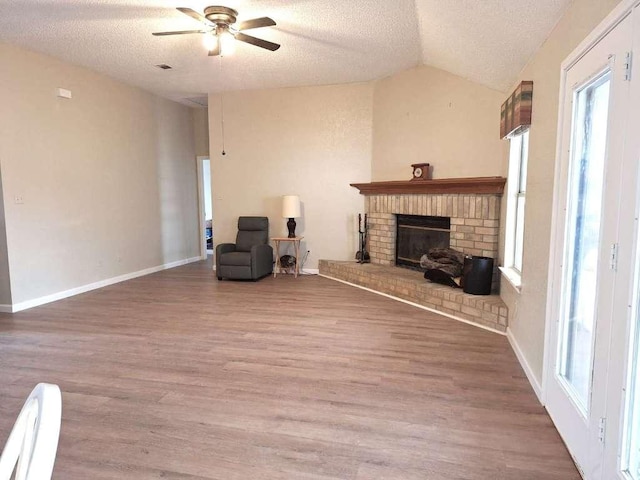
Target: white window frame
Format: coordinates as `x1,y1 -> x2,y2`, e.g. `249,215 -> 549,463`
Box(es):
501,129 -> 529,290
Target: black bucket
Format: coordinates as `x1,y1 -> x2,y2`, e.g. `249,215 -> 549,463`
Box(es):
462,256 -> 494,295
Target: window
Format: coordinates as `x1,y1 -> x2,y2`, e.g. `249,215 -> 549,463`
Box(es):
502,129 -> 529,288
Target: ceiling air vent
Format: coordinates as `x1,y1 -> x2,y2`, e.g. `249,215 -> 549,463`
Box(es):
155,64 -> 172,70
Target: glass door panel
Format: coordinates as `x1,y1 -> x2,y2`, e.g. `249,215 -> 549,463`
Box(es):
622,223 -> 640,479
624,309 -> 640,479
558,71 -> 611,414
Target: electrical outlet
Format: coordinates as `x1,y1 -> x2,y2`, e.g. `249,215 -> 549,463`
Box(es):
14,195 -> 24,204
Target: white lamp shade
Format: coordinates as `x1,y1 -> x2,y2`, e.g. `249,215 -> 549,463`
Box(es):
282,195 -> 301,218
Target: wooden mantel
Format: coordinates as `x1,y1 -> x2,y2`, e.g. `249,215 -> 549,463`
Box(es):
350,177 -> 506,195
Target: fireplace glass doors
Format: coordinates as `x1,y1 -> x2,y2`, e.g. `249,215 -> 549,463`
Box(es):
396,215 -> 451,270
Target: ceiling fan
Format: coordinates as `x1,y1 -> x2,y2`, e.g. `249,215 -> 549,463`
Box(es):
153,6 -> 280,56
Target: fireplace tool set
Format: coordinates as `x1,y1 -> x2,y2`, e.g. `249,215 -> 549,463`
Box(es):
356,213 -> 370,263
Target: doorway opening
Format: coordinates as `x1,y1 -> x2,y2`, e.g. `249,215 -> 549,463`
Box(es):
197,156 -> 212,259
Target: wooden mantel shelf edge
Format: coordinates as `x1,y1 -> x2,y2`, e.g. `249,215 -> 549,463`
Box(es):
350,177 -> 506,195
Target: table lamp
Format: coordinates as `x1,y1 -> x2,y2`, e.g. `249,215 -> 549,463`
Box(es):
282,195 -> 301,238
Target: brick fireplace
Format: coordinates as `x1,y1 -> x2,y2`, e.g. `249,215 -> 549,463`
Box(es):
366,193 -> 501,267
319,177 -> 509,333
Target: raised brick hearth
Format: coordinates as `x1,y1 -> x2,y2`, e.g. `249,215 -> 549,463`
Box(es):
319,178 -> 509,333
319,260 -> 508,332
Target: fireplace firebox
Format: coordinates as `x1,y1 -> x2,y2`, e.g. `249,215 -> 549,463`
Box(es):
396,215 -> 450,270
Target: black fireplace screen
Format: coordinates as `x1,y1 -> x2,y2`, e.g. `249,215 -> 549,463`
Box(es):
396,215 -> 451,270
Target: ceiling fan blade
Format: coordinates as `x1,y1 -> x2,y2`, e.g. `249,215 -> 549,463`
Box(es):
176,7 -> 212,25
235,32 -> 280,51
237,17 -> 276,31
152,29 -> 206,36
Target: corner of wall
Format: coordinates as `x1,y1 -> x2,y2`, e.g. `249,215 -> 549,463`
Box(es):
192,107 -> 210,158
0,166 -> 12,305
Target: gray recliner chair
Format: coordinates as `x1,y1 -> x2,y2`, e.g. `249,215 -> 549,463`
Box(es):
216,217 -> 273,281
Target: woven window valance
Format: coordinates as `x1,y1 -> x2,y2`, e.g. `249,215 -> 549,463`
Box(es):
500,81 -> 533,138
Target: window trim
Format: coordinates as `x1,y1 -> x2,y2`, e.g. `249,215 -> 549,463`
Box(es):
501,129 -> 529,291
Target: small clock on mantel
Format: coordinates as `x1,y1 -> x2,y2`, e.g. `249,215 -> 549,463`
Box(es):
411,163 -> 431,181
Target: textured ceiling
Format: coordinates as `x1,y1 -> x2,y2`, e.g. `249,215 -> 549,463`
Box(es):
415,0 -> 571,91
0,0 -> 571,104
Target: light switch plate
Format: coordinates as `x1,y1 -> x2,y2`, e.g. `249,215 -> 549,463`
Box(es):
56,88 -> 72,99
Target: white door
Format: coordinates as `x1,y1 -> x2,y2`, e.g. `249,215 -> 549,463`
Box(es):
603,7 -> 640,479
609,168 -> 640,480
546,11 -> 633,478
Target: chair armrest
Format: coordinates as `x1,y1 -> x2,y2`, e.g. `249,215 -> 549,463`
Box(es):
216,243 -> 236,255
251,244 -> 274,278
215,243 -> 236,273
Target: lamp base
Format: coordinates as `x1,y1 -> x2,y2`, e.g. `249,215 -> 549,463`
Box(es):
287,218 -> 296,238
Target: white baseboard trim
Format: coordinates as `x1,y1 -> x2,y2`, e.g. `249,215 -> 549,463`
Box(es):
319,274 -> 506,336
301,268 -> 319,275
9,256 -> 203,313
506,327 -> 544,405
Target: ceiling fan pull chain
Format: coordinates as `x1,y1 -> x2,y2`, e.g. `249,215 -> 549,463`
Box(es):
219,55 -> 226,156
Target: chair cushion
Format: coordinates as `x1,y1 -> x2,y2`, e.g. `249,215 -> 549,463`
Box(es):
238,217 -> 269,231
219,252 -> 252,266
235,217 -> 269,252
236,231 -> 267,252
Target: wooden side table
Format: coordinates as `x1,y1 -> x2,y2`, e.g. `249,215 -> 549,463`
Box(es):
272,236 -> 303,278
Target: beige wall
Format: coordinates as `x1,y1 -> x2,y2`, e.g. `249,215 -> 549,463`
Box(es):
208,83 -> 373,269
193,108 -> 210,157
0,43 -> 200,305
372,65 -> 507,181
201,0 -> 625,393
501,0 -> 622,384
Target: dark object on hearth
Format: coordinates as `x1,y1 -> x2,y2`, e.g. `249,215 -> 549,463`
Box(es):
216,216 -> 273,281
421,259 -> 460,277
420,247 -> 465,277
424,269 -> 461,288
355,250 -> 370,262
280,255 -> 296,269
356,213 -> 370,264
462,256 -> 494,295
287,217 -> 297,238
427,248 -> 465,265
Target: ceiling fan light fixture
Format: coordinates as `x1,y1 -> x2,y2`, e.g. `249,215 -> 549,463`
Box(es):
219,30 -> 235,56
153,6 -> 280,56
202,32 -> 218,51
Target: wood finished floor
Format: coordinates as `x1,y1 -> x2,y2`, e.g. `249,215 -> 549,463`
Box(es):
0,259 -> 579,479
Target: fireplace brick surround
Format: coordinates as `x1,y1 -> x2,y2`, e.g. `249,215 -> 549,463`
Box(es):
318,178 -> 509,333
366,193 -> 501,267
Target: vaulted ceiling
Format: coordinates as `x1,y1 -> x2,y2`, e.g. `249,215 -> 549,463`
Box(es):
0,0 -> 571,105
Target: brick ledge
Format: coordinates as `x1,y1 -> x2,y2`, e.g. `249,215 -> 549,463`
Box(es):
319,260 -> 508,333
